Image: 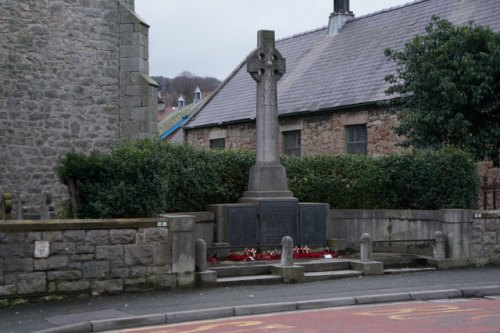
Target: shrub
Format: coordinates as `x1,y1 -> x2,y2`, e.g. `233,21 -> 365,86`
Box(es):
57,140 -> 254,218
58,141 -> 479,218
283,147 -> 479,210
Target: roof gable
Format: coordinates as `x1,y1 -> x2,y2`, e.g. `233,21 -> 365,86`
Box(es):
186,0 -> 500,129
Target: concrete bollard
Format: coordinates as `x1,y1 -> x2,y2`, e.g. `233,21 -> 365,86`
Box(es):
281,236 -> 294,267
433,231 -> 446,260
360,233 -> 372,262
195,239 -> 208,272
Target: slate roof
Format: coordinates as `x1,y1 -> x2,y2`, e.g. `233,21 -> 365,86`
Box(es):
185,0 -> 500,129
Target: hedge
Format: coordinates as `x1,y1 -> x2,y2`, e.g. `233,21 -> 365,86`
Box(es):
283,147 -> 479,210
57,140 -> 254,218
57,141 -> 479,218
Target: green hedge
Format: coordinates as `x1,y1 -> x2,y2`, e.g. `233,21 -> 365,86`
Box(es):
58,141 -> 479,218
283,147 -> 479,210
57,140 -> 254,218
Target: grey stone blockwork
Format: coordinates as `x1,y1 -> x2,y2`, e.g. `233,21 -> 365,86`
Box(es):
0,217 -> 195,300
0,0 -> 158,215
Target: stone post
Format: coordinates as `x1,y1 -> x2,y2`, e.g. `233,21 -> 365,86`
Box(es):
433,231 -> 446,260
271,235 -> 304,283
194,238 -> 217,288
360,233 -> 372,262
280,236 -> 294,267
195,239 -> 208,272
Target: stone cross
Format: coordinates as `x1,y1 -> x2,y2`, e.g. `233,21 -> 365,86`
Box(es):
243,30 -> 292,198
247,30 -> 286,165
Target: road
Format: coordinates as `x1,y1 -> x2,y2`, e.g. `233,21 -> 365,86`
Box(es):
111,297 -> 500,333
1,267 -> 500,332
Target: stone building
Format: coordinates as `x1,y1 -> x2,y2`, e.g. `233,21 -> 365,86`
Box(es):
0,0 -> 158,216
183,0 -> 500,209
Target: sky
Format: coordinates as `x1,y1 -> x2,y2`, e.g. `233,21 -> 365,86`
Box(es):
135,0 -> 413,80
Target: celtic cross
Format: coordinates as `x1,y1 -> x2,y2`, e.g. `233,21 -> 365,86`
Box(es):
247,30 -> 286,165
243,30 -> 291,197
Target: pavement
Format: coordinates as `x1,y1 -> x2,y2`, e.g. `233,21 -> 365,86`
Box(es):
1,266 -> 499,333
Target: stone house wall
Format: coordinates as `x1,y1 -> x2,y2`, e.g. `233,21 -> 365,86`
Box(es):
0,0 -> 157,216
185,105 -> 401,156
0,215 -> 195,304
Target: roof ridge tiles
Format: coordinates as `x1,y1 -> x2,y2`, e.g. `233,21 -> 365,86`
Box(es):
277,0 -> 432,43
350,0 -> 431,22
277,26 -> 328,42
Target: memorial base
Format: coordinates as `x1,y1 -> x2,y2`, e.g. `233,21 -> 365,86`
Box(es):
209,200 -> 327,247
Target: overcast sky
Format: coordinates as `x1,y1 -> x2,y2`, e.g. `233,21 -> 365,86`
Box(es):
135,0 -> 413,80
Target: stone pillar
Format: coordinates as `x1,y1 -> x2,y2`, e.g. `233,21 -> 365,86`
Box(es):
271,236 -> 304,283
360,233 -> 372,262
195,239 -> 208,272
243,30 -> 292,199
194,238 -> 217,288
168,215 -> 195,287
433,231 -> 446,260
280,236 -> 294,267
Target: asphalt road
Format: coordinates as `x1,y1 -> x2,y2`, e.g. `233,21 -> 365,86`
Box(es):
1,267 -> 499,333
110,297 -> 500,333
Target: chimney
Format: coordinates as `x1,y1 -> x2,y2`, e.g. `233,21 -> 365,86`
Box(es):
328,0 -> 354,36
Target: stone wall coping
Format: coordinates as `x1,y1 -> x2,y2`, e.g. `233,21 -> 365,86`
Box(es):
330,209 -> 474,223
330,209 -> 439,220
473,210 -> 500,219
120,2 -> 150,27
0,215 -> 193,231
166,212 -> 215,223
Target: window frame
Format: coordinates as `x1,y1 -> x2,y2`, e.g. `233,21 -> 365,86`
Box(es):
346,124 -> 368,155
283,130 -> 301,157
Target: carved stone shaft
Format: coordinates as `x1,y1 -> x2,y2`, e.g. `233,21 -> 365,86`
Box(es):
244,30 -> 291,197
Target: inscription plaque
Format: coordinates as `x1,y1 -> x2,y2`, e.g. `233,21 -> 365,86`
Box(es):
34,241 -> 50,258
259,200 -> 299,245
299,204 -> 327,246
227,206 -> 258,246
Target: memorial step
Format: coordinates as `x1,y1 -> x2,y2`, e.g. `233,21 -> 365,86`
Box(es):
211,264 -> 273,278
217,274 -> 282,287
304,270 -> 363,282
299,259 -> 351,272
383,267 -> 437,275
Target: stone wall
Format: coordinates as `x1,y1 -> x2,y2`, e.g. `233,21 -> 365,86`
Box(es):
471,211 -> 500,266
185,105 -> 401,156
0,0 -> 157,216
329,209 -> 474,259
0,215 -> 194,303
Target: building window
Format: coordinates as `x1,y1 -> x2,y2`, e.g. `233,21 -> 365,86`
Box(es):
210,138 -> 225,149
346,125 -> 367,155
283,130 -> 301,156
